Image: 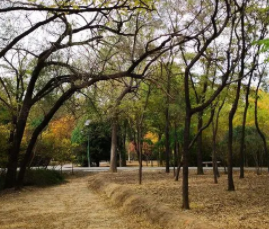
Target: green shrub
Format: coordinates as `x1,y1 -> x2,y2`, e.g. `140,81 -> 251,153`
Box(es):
23,169 -> 65,187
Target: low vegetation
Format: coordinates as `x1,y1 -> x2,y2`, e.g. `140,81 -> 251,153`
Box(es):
0,169 -> 65,191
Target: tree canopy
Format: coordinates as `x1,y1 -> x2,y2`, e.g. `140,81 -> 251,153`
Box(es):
2,0 -> 269,210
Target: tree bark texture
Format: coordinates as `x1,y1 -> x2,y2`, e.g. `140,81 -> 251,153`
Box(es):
109,120 -> 118,173
228,80 -> 241,191
182,113 -> 191,209
211,101 -> 224,184
238,2 -> 247,179
196,111 -> 204,175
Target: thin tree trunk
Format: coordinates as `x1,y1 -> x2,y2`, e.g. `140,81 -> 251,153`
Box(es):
228,116 -> 235,191
196,111 -> 204,175
228,80 -> 241,191
175,156 -> 182,181
158,133 -> 162,167
227,1 -> 248,191
165,100 -> 170,173
211,100 -> 224,183
254,73 -> 269,173
173,135 -> 177,176
182,112 -> 191,209
138,128 -> 143,185
164,61 -> 171,173
173,123 -> 179,177
119,151 -> 122,167
122,120 -> 127,167
137,85 -> 151,184
238,2 -> 247,179
133,129 -> 142,184
212,122 -> 218,184
110,119 -> 118,172
239,83 -> 250,179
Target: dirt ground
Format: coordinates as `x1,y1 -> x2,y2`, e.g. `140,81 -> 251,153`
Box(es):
95,169 -> 269,229
0,174 -> 160,229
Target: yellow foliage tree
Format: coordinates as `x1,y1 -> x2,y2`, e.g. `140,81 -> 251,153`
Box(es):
33,115 -> 76,165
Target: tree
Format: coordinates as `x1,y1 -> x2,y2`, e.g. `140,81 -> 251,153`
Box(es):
109,79 -> 138,172
179,0 -> 234,209
1,0 -> 184,188
254,67 -> 269,173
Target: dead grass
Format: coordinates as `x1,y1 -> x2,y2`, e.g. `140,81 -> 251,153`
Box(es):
0,174 -> 162,229
89,169 -> 269,229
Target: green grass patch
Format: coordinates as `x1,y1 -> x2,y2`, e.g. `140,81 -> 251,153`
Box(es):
0,169 -> 65,191
23,169 -> 66,187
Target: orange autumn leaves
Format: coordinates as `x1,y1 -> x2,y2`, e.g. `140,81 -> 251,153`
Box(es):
49,116 -> 75,140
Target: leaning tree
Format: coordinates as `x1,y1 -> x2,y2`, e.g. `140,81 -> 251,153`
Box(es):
0,0 -> 201,188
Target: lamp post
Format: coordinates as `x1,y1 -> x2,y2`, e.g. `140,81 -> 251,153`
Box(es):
85,120 -> 91,167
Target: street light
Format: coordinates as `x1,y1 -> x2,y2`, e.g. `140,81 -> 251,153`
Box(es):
84,120 -> 91,167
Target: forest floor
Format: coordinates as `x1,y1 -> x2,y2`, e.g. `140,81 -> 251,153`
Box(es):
0,173 -> 161,229
91,169 -> 269,229
1,170 -> 269,229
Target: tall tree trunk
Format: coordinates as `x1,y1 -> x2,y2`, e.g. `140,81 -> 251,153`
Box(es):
164,62 -> 171,173
121,120 -> 128,167
211,100 -> 224,184
165,100 -> 170,173
133,128 -> 143,184
158,132 -> 162,166
180,1 -> 232,208
173,123 -> 178,177
239,82 -> 250,179
227,1 -> 248,190
212,119 -> 218,184
196,78 -> 208,176
182,112 -> 191,209
110,119 -> 118,172
228,80 -> 241,191
137,127 -> 143,185
255,73 -> 269,173
238,2 -> 247,179
137,85 -> 151,184
228,113 -> 235,191
196,111 -> 204,175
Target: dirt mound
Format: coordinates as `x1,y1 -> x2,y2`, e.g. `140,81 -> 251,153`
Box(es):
88,173 -> 210,229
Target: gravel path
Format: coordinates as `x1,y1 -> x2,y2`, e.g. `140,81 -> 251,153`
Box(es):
0,175 -> 158,229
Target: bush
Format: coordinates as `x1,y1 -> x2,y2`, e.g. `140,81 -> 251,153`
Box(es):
23,169 -> 65,187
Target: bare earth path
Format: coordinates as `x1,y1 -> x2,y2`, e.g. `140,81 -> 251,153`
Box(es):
0,175 -> 158,229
